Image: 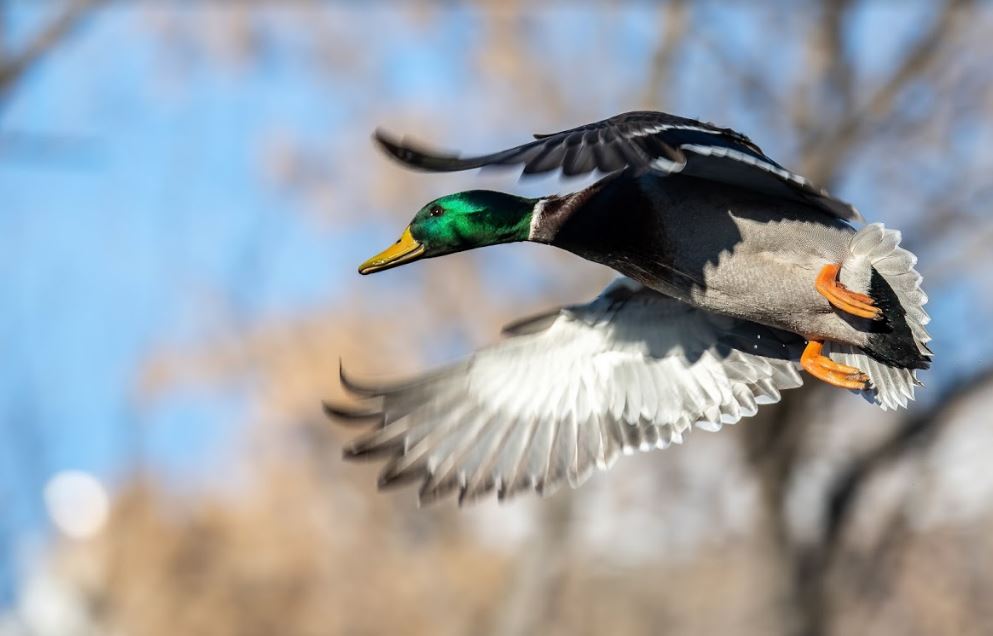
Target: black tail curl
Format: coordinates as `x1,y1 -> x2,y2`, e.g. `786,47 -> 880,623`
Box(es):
865,268 -> 932,370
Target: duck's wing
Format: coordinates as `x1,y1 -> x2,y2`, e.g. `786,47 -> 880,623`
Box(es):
374,110 -> 861,222
326,279 -> 806,505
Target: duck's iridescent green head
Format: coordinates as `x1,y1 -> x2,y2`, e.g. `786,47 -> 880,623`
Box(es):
358,191 -> 537,274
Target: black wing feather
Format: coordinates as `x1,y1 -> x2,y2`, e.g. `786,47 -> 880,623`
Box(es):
373,110 -> 861,222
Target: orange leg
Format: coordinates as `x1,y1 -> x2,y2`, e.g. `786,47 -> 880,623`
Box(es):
815,263 -> 881,320
801,340 -> 870,390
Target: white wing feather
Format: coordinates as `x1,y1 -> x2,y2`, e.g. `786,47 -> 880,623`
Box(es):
329,279 -> 805,505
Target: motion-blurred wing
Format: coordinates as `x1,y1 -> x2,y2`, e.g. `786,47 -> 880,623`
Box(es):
326,279 -> 805,505
374,110 -> 861,221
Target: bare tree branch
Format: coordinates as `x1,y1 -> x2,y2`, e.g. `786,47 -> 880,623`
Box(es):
696,26 -> 782,120
790,0 -> 855,144
484,494 -> 574,636
766,368 -> 993,636
824,368 -> 993,553
742,385 -> 831,636
640,0 -> 688,109
823,0 -> 855,114
0,0 -> 103,101
801,0 -> 973,185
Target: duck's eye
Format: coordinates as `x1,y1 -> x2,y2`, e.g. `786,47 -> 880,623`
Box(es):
429,205 -> 444,218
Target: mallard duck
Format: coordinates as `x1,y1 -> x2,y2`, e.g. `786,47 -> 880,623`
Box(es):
327,111 -> 931,504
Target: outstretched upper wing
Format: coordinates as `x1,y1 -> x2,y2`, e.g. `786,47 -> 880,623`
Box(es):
374,110 -> 862,222
326,279 -> 806,505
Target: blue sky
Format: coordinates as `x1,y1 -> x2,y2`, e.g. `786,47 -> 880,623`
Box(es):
2,14 -> 320,470
0,3 -> 669,503
0,6 -> 362,600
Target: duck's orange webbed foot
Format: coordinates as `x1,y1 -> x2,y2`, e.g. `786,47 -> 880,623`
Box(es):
801,340 -> 870,390
815,263 -> 882,320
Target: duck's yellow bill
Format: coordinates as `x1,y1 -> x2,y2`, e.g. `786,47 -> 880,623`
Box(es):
358,226 -> 426,275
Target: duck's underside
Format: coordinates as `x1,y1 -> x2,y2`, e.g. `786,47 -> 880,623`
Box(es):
329,266 -> 927,507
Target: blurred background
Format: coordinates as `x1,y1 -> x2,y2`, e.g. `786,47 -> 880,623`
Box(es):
2,1 -> 993,635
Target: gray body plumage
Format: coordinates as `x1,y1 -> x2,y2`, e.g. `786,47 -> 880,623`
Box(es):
532,171 -> 930,410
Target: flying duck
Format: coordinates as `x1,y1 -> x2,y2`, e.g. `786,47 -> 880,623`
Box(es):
327,111 -> 931,505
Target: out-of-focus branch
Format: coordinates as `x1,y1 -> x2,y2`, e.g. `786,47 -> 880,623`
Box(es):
924,220 -> 993,286
903,185 -> 993,245
696,28 -> 781,119
801,0 -> 973,185
742,385 -> 830,636
776,368 -> 993,636
822,0 -> 855,114
485,494 -> 574,636
773,370 -> 993,636
824,368 -> 993,552
791,0 -> 855,143
735,6 -> 980,635
640,0 -> 688,109
0,0 -> 103,100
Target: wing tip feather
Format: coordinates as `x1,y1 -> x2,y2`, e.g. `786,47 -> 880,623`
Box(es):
322,399 -> 379,423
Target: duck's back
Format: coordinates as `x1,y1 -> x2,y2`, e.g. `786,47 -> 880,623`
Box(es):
544,173 -> 859,338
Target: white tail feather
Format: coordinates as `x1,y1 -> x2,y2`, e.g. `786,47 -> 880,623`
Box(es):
835,223 -> 931,410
